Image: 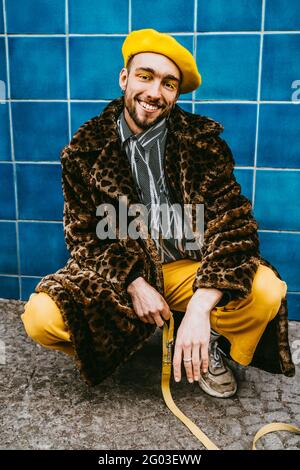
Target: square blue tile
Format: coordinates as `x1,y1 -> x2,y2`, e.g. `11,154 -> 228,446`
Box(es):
17,164 -> 64,221
69,37 -> 124,100
12,102 -> 68,162
70,0 -> 128,34
71,102 -> 107,135
197,0 -> 262,32
6,0 -> 65,34
286,293 -> 300,320
196,35 -> 260,100
132,0 -> 194,32
21,276 -> 42,301
234,169 -> 253,202
19,221 -> 69,276
265,0 -> 300,31
195,103 -> 257,166
177,102 -> 193,113
0,221 -> 18,274
0,104 -> 11,161
0,276 -> 19,300
0,38 -> 7,86
258,104 -> 300,168
261,34 -> 300,101
0,163 -> 15,219
255,171 -> 300,231
0,1 -> 3,34
10,38 -> 67,99
172,35 -> 194,101
258,232 -> 300,292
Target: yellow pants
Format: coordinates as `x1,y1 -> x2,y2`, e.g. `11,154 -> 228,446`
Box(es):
21,259 -> 287,366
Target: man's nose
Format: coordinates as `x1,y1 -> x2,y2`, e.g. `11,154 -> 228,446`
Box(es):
146,80 -> 162,100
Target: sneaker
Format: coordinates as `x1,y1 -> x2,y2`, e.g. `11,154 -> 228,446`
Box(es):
198,338 -> 237,398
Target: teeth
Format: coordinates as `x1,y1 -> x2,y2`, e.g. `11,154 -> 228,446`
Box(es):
139,100 -> 158,111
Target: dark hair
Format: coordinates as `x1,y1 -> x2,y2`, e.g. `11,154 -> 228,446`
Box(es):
126,55 -> 182,96
126,55 -> 134,74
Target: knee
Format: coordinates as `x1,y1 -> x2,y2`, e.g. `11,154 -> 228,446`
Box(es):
21,292 -> 58,346
252,267 -> 287,311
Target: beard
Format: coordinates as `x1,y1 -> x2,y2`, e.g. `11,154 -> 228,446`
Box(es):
124,93 -> 176,131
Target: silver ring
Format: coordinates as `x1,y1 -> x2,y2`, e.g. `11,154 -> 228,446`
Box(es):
183,358 -> 192,362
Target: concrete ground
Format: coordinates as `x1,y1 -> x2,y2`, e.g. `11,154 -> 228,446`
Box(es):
0,298 -> 299,451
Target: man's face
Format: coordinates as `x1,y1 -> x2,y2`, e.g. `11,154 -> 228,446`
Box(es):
119,52 -> 181,134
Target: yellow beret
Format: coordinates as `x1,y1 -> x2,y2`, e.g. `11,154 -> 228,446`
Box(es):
122,28 -> 201,94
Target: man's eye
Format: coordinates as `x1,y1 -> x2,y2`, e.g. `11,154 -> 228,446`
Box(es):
166,83 -> 175,89
139,75 -> 150,80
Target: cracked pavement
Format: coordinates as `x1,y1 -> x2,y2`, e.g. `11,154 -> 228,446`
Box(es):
0,298 -> 299,450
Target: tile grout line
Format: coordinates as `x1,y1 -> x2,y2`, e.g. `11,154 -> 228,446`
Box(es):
1,99 -> 298,104
0,218 -> 299,233
2,163 -> 300,171
192,0 -> 198,114
128,0 -> 131,33
252,0 -> 266,210
0,274 -> 43,278
66,0 -> 71,141
0,31 -> 299,37
2,0 -> 22,299
1,99 -> 297,104
0,220 -> 63,223
258,230 -> 300,234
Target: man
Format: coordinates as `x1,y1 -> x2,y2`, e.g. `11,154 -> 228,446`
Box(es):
21,29 -> 295,398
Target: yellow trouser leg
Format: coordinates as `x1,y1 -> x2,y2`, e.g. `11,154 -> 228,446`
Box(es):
162,258 -> 288,366
21,292 -> 75,356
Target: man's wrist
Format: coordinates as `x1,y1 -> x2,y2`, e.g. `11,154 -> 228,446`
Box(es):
127,276 -> 145,295
191,287 -> 223,312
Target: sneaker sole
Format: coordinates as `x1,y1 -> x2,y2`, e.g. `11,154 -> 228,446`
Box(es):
199,376 -> 237,398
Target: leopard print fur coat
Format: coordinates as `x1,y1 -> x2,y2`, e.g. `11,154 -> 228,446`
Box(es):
35,96 -> 295,385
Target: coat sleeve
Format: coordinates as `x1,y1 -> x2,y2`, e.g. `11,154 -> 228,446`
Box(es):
60,145 -> 146,291
192,135 -> 261,303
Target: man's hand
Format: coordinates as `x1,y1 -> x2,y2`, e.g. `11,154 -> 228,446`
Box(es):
127,277 -> 171,327
173,288 -> 223,383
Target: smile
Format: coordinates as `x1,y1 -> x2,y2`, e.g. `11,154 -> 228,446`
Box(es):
137,100 -> 160,113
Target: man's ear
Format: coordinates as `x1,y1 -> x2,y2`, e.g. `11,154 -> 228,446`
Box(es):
119,68 -> 128,91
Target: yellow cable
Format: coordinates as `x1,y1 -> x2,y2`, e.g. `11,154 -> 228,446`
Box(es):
161,311 -> 300,450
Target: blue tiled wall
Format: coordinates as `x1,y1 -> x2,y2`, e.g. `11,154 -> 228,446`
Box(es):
0,0 -> 299,320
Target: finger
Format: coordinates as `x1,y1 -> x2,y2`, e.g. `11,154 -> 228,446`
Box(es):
192,346 -> 201,382
152,313 -> 164,328
144,315 -> 156,325
161,305 -> 171,321
183,347 -> 194,383
146,313 -> 156,324
200,343 -> 209,374
137,314 -> 154,325
132,300 -> 150,324
173,342 -> 182,382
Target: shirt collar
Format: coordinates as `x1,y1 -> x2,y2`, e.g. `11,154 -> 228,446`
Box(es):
117,110 -> 167,152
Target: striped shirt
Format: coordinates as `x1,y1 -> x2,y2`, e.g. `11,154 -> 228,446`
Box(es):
116,110 -> 199,264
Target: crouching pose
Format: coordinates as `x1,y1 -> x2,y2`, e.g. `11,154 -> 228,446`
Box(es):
22,29 -> 295,397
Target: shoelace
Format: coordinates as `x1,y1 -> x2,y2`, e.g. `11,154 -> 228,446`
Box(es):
210,339 -> 223,370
